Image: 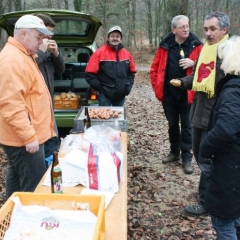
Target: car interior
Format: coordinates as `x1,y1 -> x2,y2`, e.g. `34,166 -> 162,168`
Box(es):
54,47 -> 93,104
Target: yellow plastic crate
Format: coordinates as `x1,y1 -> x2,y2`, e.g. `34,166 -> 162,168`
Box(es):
0,192 -> 105,240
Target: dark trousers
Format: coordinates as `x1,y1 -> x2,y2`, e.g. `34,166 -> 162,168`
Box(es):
211,215 -> 240,240
3,144 -> 46,199
98,93 -> 125,106
192,127 -> 212,206
162,99 -> 192,162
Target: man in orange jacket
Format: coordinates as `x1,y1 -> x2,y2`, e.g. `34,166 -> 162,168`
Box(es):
0,15 -> 55,198
150,15 -> 202,174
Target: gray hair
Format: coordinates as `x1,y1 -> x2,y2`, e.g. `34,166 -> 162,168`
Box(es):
218,35 -> 240,75
14,28 -> 32,36
205,12 -> 230,29
171,15 -> 189,28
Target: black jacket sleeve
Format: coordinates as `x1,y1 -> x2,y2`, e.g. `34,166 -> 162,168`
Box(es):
85,72 -> 103,92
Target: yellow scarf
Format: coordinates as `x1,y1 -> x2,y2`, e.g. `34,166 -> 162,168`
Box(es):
192,34 -> 229,98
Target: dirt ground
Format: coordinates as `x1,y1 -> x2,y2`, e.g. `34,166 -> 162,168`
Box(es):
0,69 -> 216,239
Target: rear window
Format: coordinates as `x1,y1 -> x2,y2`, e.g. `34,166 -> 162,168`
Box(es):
60,47 -> 91,63
53,19 -> 89,36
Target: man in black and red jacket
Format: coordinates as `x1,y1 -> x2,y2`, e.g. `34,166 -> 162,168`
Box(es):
85,26 -> 136,106
150,15 -> 202,174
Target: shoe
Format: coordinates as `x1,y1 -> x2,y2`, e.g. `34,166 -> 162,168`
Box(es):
184,203 -> 208,217
182,162 -> 193,174
162,153 -> 180,164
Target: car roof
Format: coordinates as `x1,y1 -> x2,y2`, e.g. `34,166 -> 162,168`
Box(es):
0,9 -> 102,46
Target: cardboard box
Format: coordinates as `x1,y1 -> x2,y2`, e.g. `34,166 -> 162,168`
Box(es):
0,192 -> 105,240
74,106 -> 127,132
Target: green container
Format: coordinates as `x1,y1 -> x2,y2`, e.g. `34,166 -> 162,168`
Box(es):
54,111 -> 79,128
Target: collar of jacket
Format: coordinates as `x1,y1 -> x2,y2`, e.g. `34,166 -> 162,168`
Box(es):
216,74 -> 240,96
106,40 -> 124,51
159,31 -> 202,50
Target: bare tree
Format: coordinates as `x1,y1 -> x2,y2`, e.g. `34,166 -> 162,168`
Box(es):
131,0 -> 137,48
7,0 -> 12,12
143,0 -> 153,45
2,0 -> 240,51
74,0 -> 82,11
153,0 -> 161,47
64,0 -> 69,9
14,0 -> 22,11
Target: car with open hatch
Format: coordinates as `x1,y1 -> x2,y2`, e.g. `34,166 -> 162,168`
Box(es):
0,9 -> 102,129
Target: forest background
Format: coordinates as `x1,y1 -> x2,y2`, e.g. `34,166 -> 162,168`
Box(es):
1,0 -> 240,62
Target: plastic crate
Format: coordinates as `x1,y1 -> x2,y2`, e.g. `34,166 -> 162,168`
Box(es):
0,192 -> 105,240
54,95 -> 80,109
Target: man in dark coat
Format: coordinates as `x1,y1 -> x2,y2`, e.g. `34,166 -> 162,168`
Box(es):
35,14 -> 65,162
176,12 -> 230,216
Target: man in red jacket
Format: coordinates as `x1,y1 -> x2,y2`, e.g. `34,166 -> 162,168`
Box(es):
85,26 -> 136,106
150,15 -> 202,174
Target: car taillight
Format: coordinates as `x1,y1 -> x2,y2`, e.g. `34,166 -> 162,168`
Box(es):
90,89 -> 98,100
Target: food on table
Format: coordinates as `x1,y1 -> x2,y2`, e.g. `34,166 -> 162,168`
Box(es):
88,108 -> 121,119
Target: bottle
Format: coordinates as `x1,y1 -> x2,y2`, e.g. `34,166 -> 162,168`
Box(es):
180,48 -> 185,59
84,107 -> 91,129
51,151 -> 63,194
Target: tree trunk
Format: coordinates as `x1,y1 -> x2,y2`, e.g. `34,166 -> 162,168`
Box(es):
74,0 -> 82,11
64,0 -> 68,10
146,0 -> 152,45
132,0 -> 137,48
14,0 -> 21,11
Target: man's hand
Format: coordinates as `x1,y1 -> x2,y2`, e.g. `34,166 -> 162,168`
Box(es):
179,58 -> 195,69
170,79 -> 182,87
47,40 -> 59,57
25,139 -> 39,154
38,38 -> 49,53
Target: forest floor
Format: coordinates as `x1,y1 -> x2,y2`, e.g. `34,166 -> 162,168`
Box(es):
0,67 -> 216,239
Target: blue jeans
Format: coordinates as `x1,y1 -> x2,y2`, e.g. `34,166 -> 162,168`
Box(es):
211,215 -> 240,240
44,117 -> 59,158
3,144 -> 46,199
192,127 -> 212,206
162,99 -> 192,162
44,137 -> 59,158
98,93 -> 125,106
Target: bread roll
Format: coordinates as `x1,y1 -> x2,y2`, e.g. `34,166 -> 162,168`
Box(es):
170,79 -> 181,87
54,95 -> 61,100
60,92 -> 67,99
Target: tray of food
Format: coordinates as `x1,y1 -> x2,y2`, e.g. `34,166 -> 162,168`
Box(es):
74,106 -> 127,132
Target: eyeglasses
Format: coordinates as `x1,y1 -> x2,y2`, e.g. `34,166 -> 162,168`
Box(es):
175,25 -> 189,30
